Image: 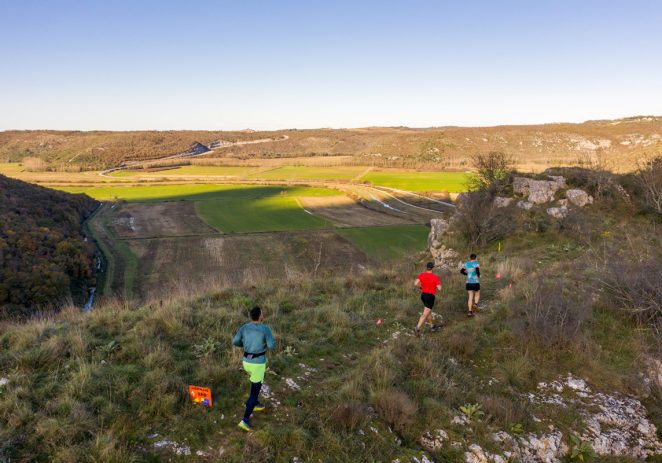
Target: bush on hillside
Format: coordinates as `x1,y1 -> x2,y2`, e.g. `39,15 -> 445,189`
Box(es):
452,190 -> 517,246
469,151 -> 514,195
599,256 -> 662,334
513,280 -> 592,348
634,156 -> 662,215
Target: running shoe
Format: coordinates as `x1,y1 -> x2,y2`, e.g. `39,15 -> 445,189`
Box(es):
253,403 -> 265,412
472,303 -> 481,313
430,324 -> 441,333
237,420 -> 252,432
415,327 -> 421,337
466,311 -> 475,318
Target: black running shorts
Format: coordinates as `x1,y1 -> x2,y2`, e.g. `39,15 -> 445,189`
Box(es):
421,292 -> 435,309
466,283 -> 480,291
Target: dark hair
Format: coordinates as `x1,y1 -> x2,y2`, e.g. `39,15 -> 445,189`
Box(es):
470,253 -> 477,259
250,306 -> 262,321
426,262 -> 434,270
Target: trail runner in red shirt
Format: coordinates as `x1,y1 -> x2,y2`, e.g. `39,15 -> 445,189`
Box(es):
414,262 -> 442,336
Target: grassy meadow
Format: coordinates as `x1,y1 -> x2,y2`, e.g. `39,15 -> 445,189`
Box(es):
362,170 -> 472,192
337,225 -> 430,261
56,184 -> 342,202
1,212 -> 659,462
196,196 -> 331,233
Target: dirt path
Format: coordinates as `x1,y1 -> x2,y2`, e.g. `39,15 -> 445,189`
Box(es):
351,166 -> 374,181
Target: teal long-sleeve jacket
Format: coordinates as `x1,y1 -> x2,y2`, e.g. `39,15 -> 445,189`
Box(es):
232,322 -> 276,364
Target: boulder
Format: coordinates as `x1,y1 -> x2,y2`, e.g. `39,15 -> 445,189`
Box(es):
517,201 -> 533,210
493,196 -> 513,208
455,192 -> 470,210
427,218 -> 449,249
513,176 -> 566,204
430,245 -> 460,271
547,206 -> 568,219
565,189 -> 594,207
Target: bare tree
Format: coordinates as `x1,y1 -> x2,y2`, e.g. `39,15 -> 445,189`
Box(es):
636,156 -> 662,214
453,190 -> 516,247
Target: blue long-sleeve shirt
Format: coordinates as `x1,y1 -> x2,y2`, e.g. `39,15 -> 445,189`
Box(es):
232,322 -> 276,364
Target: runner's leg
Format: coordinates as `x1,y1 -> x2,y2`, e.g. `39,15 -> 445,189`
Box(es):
417,307 -> 431,330
467,290 -> 474,311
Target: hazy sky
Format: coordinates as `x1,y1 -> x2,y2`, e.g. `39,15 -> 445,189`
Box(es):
1,0 -> 661,130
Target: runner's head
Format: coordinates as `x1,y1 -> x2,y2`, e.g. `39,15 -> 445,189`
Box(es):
426,262 -> 434,271
470,253 -> 477,261
250,306 -> 263,322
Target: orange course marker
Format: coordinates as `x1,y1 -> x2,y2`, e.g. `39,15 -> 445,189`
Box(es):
188,385 -> 212,408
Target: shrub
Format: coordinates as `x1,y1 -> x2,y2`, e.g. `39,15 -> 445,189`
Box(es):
599,256 -> 662,333
372,388 -> 417,431
330,402 -> 369,431
452,191 -> 517,246
469,151 -> 514,195
515,280 -> 592,348
634,155 -> 662,214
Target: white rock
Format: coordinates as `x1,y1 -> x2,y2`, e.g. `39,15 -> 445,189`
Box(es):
285,378 -> 301,391
420,429 -> 449,452
493,196 -> 513,208
565,189 -> 594,207
0,377 -> 8,387
547,206 -> 568,219
517,200 -> 533,210
513,176 -> 565,204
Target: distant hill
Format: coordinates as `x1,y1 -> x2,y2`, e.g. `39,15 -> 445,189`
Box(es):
0,175 -> 98,317
0,116 -> 661,171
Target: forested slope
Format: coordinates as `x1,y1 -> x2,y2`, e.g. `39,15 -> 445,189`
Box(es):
0,175 -> 98,317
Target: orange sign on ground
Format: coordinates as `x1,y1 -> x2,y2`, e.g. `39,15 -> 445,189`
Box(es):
188,385 -> 212,408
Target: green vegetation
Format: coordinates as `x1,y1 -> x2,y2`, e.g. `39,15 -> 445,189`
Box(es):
56,184 -> 342,202
363,170 -> 471,192
196,195 -> 330,233
110,166 -> 260,178
0,212 -> 659,461
249,166 -> 367,181
0,175 -> 98,317
337,225 -> 429,260
0,162 -> 22,174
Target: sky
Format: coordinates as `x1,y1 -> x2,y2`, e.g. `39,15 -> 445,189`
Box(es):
1,0 -> 661,130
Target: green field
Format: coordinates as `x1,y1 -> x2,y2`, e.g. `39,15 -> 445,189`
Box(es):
196,195 -> 330,233
56,184 -> 342,202
110,166 -> 260,177
337,225 -> 429,260
363,170 -> 471,192
249,166 -> 367,181
0,162 -> 23,174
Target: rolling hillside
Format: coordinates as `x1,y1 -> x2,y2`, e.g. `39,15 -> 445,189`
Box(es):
1,116 -> 661,172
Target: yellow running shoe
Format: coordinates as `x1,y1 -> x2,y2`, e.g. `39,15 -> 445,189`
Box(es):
253,403 -> 265,412
237,420 -> 252,432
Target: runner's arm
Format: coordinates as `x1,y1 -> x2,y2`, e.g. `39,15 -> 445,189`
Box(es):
476,267 -> 480,277
232,327 -> 243,347
460,268 -> 467,275
414,278 -> 421,288
265,327 -> 276,350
